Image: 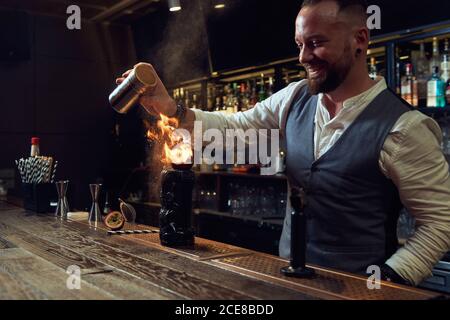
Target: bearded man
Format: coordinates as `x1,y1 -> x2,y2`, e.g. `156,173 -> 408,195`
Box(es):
116,0 -> 450,286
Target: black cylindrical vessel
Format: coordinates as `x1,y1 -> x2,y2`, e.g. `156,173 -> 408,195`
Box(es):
159,167 -> 195,247
280,187 -> 315,278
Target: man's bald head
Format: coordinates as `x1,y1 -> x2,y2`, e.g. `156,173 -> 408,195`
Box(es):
301,0 -> 368,28
295,0 -> 370,95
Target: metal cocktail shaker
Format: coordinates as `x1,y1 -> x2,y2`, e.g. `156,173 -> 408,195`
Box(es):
109,63 -> 157,114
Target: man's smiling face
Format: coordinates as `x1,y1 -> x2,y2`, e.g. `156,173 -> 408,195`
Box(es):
295,1 -> 358,95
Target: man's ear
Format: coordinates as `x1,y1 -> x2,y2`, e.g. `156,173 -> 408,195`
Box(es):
354,27 -> 369,48
353,28 -> 369,57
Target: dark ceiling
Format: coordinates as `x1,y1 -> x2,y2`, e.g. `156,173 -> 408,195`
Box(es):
0,0 -> 162,23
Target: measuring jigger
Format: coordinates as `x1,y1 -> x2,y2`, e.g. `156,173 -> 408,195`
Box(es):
55,180 -> 69,219
89,184 -> 102,223
109,63 -> 157,114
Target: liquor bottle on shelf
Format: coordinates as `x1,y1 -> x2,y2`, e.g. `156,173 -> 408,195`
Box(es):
416,42 -> 430,107
429,37 -> 441,75
214,96 -> 221,112
446,79 -> 450,105
223,84 -> 233,114
369,57 -> 377,80
207,86 -> 214,111
173,88 -> 179,104
284,72 -> 291,85
267,77 -> 274,97
232,83 -> 239,113
179,87 -> 185,105
427,66 -> 446,108
184,89 -> 190,109
258,75 -> 267,102
240,82 -> 249,112
395,61 -> 402,95
246,80 -> 253,109
250,79 -> 258,107
401,63 -> 418,107
395,47 -> 402,95
441,39 -> 449,77
441,39 -> 450,105
191,94 -> 198,110
221,85 -> 229,113
214,85 -> 222,112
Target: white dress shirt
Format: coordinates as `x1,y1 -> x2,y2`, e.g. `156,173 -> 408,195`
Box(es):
192,78 -> 450,285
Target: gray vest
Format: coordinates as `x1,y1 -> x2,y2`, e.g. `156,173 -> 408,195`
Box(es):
279,85 -> 412,274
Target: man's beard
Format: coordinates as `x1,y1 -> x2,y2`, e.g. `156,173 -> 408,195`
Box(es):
305,44 -> 353,95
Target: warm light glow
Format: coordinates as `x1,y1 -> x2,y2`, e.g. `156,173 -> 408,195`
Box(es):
168,0 -> 181,12
214,4 -> 225,9
146,113 -> 192,165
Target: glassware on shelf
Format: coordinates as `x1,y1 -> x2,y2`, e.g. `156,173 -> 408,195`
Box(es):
197,187 -> 218,211
226,180 -> 288,218
266,186 -> 277,217
259,187 -> 269,217
277,191 -> 287,218
199,189 -> 205,208
228,182 -> 237,215
247,185 -> 258,216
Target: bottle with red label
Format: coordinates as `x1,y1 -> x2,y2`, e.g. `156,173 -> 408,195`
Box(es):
401,63 -> 418,107
30,137 -> 40,157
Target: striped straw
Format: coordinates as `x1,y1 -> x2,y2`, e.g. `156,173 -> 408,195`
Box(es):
107,229 -> 159,236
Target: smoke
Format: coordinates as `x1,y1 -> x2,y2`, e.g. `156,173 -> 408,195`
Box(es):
147,139 -> 164,203
142,117 -> 164,203
154,0 -> 210,85
143,0 -> 211,202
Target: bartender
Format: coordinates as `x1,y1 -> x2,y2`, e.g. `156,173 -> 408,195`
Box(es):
116,0 -> 450,286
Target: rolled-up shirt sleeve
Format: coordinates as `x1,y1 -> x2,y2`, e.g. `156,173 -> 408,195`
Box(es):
381,111 -> 450,286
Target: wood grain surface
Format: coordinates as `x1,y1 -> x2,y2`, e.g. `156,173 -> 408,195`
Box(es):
0,202 -> 445,300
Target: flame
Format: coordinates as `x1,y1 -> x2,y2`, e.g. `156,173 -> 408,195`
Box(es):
146,113 -> 192,165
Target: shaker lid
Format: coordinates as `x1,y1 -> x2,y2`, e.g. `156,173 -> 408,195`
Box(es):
134,63 -> 157,86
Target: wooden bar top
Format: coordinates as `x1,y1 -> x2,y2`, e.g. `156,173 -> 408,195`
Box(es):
0,201 -> 444,300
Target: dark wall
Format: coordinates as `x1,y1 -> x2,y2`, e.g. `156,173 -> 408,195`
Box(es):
369,0 -> 450,37
0,11 -> 138,210
206,0 -> 301,72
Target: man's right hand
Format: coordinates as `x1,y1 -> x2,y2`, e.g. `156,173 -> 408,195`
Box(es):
115,63 -> 177,117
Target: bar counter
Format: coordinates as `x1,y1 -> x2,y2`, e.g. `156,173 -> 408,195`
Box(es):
0,201 -> 444,300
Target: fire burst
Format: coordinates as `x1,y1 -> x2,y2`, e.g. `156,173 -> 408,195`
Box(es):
146,114 -> 192,165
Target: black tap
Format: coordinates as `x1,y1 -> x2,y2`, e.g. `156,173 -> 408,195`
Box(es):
280,187 -> 315,278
